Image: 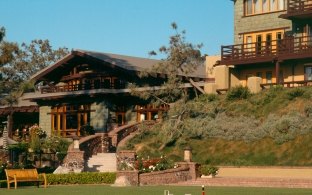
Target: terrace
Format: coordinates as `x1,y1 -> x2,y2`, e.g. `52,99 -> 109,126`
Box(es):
221,35 -> 312,65
280,0 -> 312,19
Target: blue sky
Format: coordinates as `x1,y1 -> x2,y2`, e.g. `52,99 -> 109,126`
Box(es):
1,0 -> 233,58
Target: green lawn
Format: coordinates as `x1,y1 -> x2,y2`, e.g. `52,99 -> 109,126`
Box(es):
1,185 -> 312,195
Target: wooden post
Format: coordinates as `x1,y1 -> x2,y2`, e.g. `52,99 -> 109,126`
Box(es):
275,61 -> 280,84
202,185 -> 205,195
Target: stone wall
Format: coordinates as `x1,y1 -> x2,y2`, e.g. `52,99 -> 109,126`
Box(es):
234,0 -> 291,44
139,167 -> 191,185
39,106 -> 51,136
117,171 -> 139,186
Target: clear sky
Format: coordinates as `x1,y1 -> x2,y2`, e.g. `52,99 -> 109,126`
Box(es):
1,0 -> 234,59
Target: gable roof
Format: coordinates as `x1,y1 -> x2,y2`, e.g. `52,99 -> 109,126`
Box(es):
31,49 -> 206,82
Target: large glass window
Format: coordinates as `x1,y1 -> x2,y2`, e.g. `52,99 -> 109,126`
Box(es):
254,0 -> 261,13
51,104 -> 91,137
266,71 -> 272,84
305,67 -> 312,80
270,0 -> 277,11
247,0 -> 253,15
245,0 -> 285,15
278,0 -> 285,10
263,0 -> 269,12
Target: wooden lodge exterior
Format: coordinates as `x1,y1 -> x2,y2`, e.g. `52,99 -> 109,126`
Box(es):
2,49 -> 206,138
208,0 -> 312,92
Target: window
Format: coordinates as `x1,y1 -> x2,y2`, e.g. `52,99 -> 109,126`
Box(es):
246,36 -> 253,52
256,72 -> 263,78
278,0 -> 285,10
270,0 -> 276,11
305,67 -> 312,80
266,71 -> 272,84
246,0 -> 253,15
243,30 -> 284,53
245,0 -> 285,15
254,0 -> 261,13
263,0 -> 269,12
51,104 -> 91,137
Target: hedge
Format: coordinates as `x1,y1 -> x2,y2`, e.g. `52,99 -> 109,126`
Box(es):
46,172 -> 116,185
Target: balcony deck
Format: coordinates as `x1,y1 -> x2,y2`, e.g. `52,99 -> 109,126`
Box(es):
40,81 -> 126,94
221,35 -> 312,65
280,0 -> 312,19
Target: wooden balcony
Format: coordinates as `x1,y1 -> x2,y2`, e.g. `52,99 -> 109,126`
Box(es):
221,35 -> 312,65
280,0 -> 312,19
40,81 -> 126,94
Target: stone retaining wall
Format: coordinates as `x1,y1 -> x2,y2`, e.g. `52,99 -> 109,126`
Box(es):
139,167 -> 191,185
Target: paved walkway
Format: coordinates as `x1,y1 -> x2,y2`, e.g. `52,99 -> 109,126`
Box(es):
177,167 -> 312,188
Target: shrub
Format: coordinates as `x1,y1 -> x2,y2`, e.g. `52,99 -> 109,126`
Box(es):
287,88 -> 305,100
197,94 -> 218,102
226,86 -> 251,100
46,172 -> 116,185
80,125 -> 95,136
304,104 -> 312,117
200,165 -> 219,176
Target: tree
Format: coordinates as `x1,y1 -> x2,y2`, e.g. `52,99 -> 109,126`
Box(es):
131,23 -> 205,149
0,26 -> 69,105
131,22 -> 204,105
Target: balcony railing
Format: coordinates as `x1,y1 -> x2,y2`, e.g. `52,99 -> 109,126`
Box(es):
40,81 -> 126,94
221,35 -> 312,65
280,0 -> 312,18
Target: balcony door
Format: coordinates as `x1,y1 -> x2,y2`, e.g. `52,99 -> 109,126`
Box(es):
303,24 -> 312,46
244,29 -> 284,54
305,67 -> 312,81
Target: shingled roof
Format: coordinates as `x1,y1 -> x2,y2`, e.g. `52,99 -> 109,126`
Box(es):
31,49 -> 206,82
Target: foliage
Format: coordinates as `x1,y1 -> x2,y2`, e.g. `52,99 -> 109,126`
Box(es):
46,172 -> 116,185
126,86 -> 312,166
8,142 -> 28,153
0,26 -> 69,105
286,87 -> 305,100
304,104 -> 312,117
29,124 -> 47,139
200,165 -> 219,176
135,156 -> 174,173
80,124 -> 95,136
226,86 -> 251,100
130,23 -> 204,105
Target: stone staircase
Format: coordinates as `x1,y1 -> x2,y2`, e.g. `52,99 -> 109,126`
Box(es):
85,152 -> 117,172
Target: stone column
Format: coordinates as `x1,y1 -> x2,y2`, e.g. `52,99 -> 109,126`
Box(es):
247,77 -> 262,93
39,106 -> 52,136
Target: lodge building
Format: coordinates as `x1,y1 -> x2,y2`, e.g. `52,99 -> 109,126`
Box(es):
205,0 -> 312,93
0,49 -> 207,139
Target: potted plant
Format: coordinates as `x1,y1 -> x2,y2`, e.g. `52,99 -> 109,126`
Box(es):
200,165 -> 219,178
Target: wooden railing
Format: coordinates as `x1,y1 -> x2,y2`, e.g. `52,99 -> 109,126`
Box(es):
40,81 -> 126,94
260,79 -> 312,88
221,35 -> 312,65
287,0 -> 312,15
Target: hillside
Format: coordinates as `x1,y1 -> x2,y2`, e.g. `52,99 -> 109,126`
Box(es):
121,86 -> 312,166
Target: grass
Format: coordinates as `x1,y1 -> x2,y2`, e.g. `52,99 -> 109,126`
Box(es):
1,185 -> 312,195
122,86 -> 312,166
